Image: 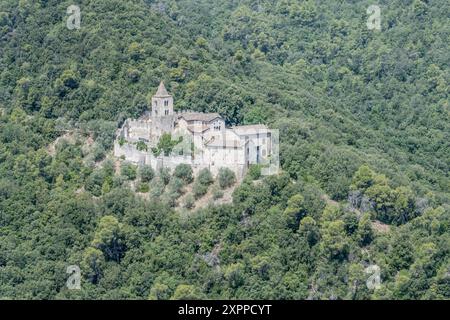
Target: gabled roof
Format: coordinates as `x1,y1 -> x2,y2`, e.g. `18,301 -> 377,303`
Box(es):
154,81 -> 171,97
179,112 -> 222,123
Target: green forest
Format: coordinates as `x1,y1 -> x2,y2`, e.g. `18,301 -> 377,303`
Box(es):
0,0 -> 449,299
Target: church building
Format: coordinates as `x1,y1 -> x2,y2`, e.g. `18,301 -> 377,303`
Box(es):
114,81 -> 277,178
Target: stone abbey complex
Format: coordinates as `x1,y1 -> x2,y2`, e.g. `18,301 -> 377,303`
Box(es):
114,82 -> 279,178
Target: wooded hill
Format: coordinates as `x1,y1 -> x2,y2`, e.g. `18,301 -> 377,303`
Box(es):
0,0 -> 448,299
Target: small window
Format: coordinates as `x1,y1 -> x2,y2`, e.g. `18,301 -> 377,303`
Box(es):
154,101 -> 158,107
165,110 -> 169,115
164,100 -> 169,107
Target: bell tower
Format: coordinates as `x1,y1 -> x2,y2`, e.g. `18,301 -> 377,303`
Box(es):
151,81 -> 173,117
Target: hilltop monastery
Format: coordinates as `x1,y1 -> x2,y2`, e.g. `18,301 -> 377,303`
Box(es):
114,82 -> 277,178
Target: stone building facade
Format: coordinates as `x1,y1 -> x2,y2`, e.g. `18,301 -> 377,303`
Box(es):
114,82 -> 278,178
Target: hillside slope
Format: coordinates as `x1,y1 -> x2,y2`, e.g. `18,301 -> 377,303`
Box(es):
0,0 -> 448,299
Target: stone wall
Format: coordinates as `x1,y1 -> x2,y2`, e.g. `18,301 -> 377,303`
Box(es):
114,141 -> 247,179
124,119 -> 152,142
115,112 -> 250,179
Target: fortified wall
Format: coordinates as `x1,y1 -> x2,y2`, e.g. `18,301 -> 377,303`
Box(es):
113,138 -> 246,178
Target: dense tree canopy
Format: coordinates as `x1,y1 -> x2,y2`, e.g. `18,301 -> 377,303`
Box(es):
0,0 -> 448,300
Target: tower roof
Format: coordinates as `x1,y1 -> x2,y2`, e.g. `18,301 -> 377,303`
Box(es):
154,81 -> 170,97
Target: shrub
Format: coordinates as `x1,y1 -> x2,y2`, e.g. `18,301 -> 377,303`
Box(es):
184,194 -> 195,209
120,162 -> 137,180
85,169 -> 104,196
136,140 -> 148,151
193,181 -> 208,199
112,175 -> 126,188
212,185 -> 224,200
148,283 -> 170,300
150,178 -> 165,198
127,68 -> 140,83
101,180 -> 111,195
154,133 -> 182,156
151,147 -> 161,157
191,168 -> 213,199
161,177 -> 186,207
158,167 -> 171,185
137,182 -> 150,193
218,167 -> 236,189
248,164 -> 262,180
92,144 -> 106,162
162,191 -> 180,207
168,177 -> 185,195
174,164 -> 193,184
225,263 -> 245,288
139,165 -> 155,183
102,159 -> 115,177
170,284 -> 203,300
197,168 -> 214,185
